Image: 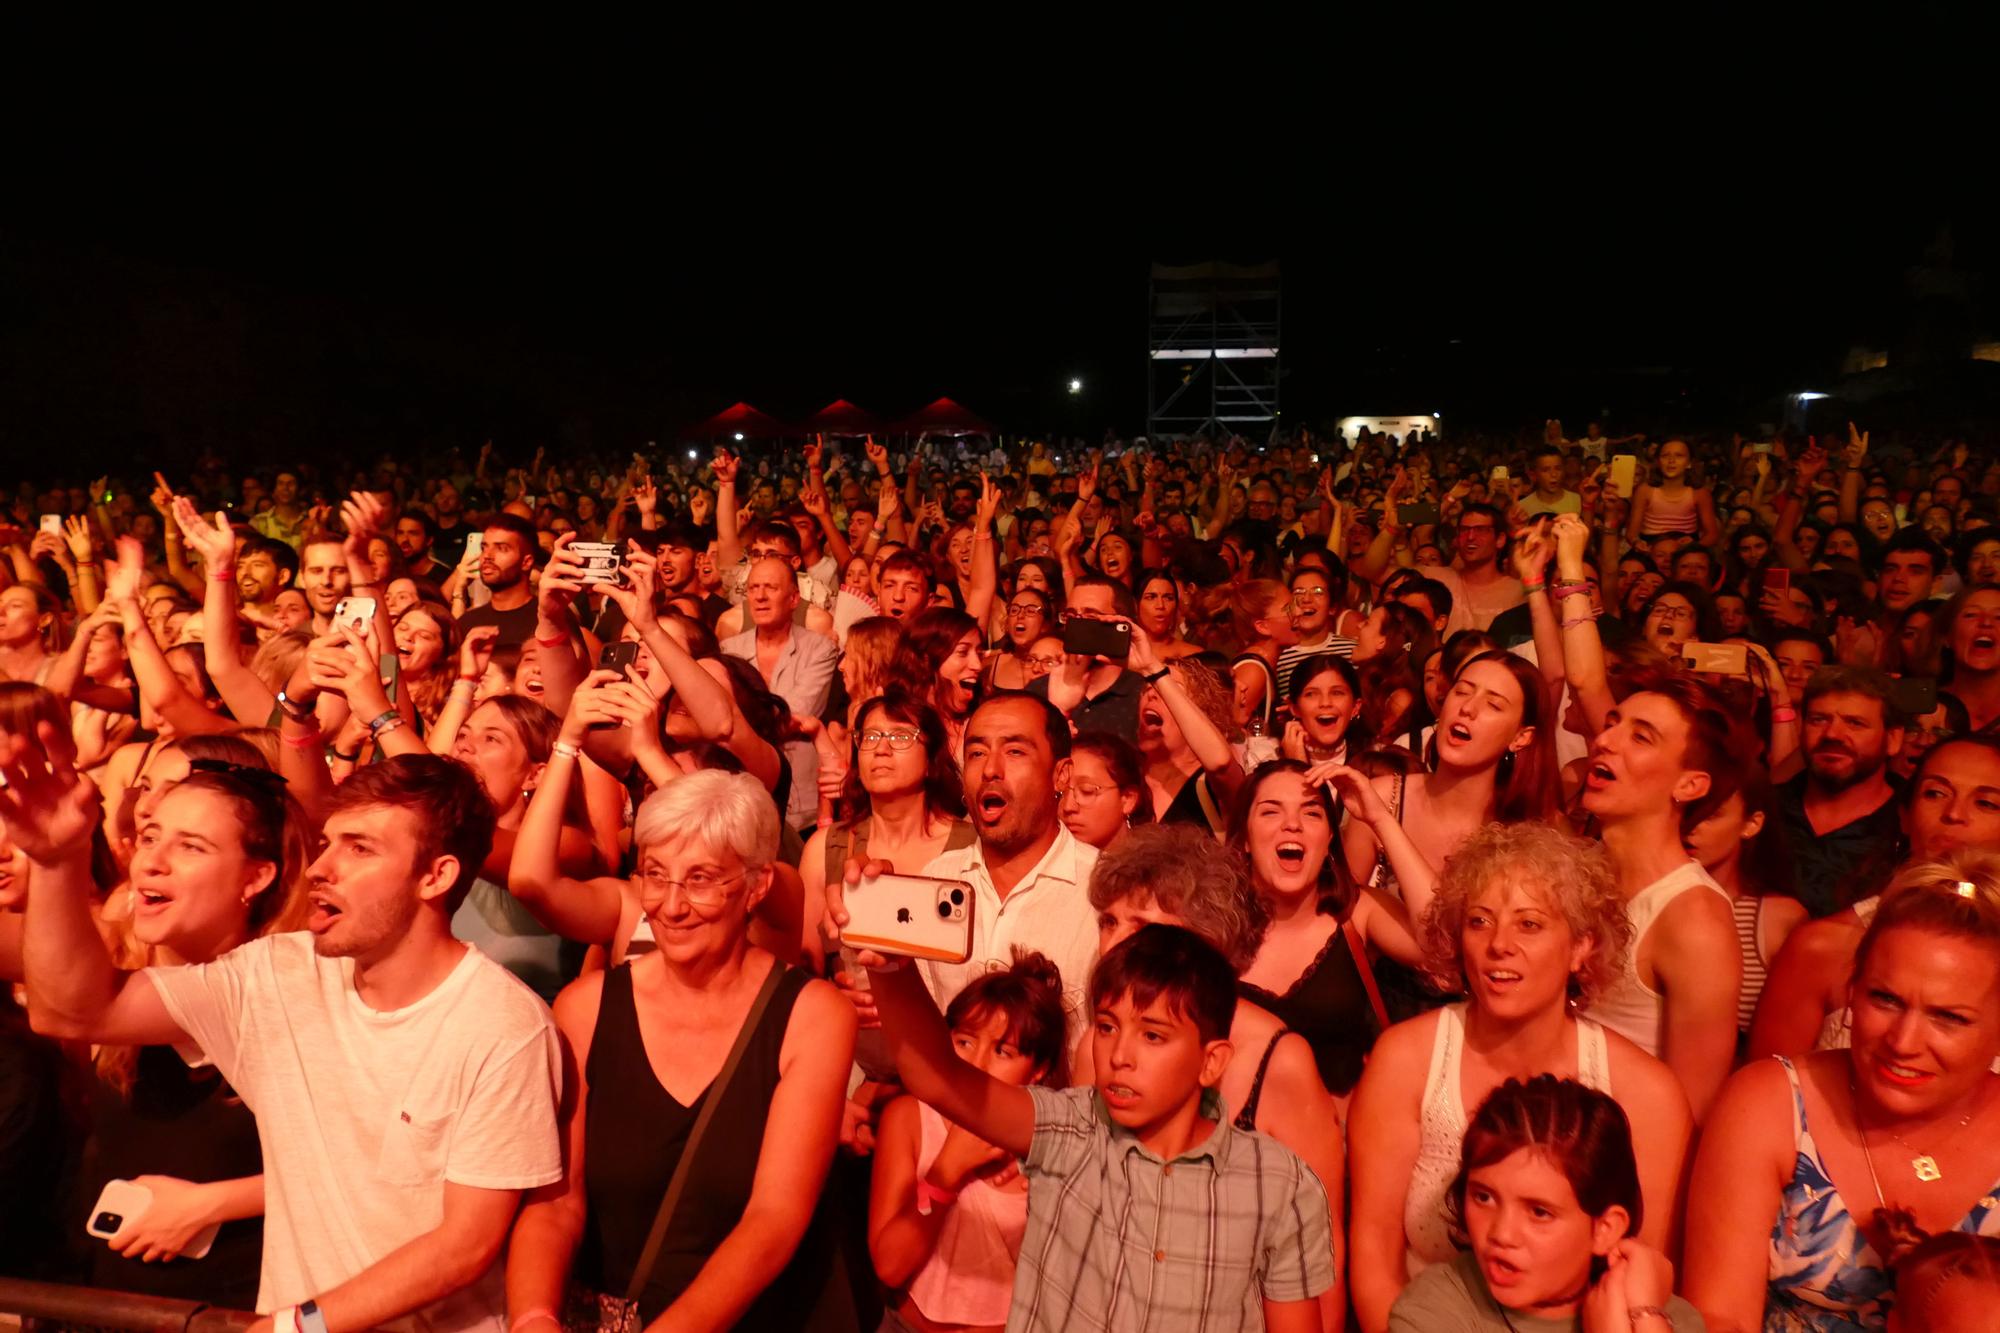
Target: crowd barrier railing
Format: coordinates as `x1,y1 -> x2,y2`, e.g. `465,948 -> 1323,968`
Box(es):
0,1278 -> 257,1332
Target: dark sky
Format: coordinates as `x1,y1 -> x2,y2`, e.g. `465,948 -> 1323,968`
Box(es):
1,19 -> 1989,472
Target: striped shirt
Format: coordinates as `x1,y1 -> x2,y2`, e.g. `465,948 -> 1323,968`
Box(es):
1732,893 -> 1771,1032
1273,635 -> 1356,701
1010,1085 -> 1334,1332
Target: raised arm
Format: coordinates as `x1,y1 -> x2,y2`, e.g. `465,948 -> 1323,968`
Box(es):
505,694 -> 629,946
1771,443 -> 1826,572
1551,515 -> 1612,737
9,722 -> 185,1047
1837,422 -> 1868,525
105,539 -> 230,737
964,473 -> 1001,628
800,454 -> 855,571
862,952 -> 1035,1159
712,448 -> 745,571
176,499 -> 277,727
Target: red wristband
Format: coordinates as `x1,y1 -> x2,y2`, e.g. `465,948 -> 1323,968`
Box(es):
281,727 -> 324,749
210,568 -> 236,582
535,631 -> 571,647
917,1178 -> 960,1212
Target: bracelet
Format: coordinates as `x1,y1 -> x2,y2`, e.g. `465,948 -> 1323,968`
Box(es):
1560,611 -> 1600,629
1521,581 -> 1546,595
454,675 -> 480,686
366,709 -> 402,735
1141,666 -> 1171,684
1627,1307 -> 1670,1328
509,1312 -> 561,1333
331,746 -> 360,763
551,740 -> 583,760
210,568 -> 236,582
372,716 -> 407,740
1770,706 -> 1799,723
281,726 -> 324,749
535,630 -> 571,647
275,688 -> 315,723
1552,581 -> 1592,599
916,1177 -> 960,1214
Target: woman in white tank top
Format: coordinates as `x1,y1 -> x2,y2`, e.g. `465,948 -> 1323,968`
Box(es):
1345,825 -> 1695,1333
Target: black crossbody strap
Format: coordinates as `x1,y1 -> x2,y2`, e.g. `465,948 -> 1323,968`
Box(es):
624,959 -> 788,1302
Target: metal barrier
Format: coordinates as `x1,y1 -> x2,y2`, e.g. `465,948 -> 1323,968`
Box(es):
0,1279 -> 257,1332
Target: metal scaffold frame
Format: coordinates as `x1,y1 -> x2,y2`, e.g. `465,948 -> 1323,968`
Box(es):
1147,260 -> 1280,439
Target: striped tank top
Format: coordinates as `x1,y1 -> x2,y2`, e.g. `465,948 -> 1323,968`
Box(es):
1732,894 -> 1771,1032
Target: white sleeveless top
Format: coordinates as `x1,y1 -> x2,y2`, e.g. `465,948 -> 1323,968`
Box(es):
1403,1003 -> 1613,1271
1586,860 -> 1730,1057
907,1102 -> 1029,1325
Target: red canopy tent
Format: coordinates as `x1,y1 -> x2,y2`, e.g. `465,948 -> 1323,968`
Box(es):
687,401 -> 793,439
887,397 -> 998,437
800,399 -> 883,436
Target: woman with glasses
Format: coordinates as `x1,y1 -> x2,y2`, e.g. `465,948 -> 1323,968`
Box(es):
509,769 -> 859,1330
1059,731 -> 1153,851
985,586 -> 1057,691
1688,851 -> 2000,1333
1637,582 -> 1717,665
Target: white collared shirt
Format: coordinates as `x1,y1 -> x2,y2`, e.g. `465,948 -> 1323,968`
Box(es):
918,824 -> 1100,1038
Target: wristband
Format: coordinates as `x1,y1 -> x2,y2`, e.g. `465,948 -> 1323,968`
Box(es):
276,688 -> 315,723
551,741 -> 582,760
299,1301 -> 328,1333
1560,611 -> 1600,629
1521,581 -> 1546,595
281,726 -> 325,749
331,746 -> 360,763
1141,666 -> 1171,684
1769,706 -> 1799,723
1551,581 -> 1592,599
366,709 -> 402,735
210,567 -> 236,582
1627,1307 -> 1670,1328
454,675 -> 480,686
372,716 -> 407,740
536,630 -> 572,647
916,1177 -> 960,1215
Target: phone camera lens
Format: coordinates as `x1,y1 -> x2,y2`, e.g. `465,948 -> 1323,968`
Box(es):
95,1212 -> 122,1231
950,888 -> 965,905
935,900 -> 952,919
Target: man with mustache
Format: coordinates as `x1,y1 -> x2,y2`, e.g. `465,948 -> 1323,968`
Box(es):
1779,665 -> 1907,917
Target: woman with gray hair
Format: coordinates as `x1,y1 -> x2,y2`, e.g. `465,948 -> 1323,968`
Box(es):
506,769 -> 860,1331
1345,821 -> 1694,1333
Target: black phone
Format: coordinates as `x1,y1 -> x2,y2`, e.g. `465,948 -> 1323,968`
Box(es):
599,641 -> 640,676
1062,617 -> 1132,663
1400,503 -> 1440,526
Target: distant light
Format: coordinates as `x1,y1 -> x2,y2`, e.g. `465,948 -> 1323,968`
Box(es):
1795,392 -> 1829,402
733,432 -> 745,441
687,448 -> 698,460
1068,378 -> 1083,395
1433,411 -> 1442,419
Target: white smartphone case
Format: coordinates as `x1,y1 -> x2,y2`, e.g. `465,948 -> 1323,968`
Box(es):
844,873 -> 975,964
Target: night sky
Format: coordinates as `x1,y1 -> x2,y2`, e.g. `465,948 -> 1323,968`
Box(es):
1,19 -> 1989,473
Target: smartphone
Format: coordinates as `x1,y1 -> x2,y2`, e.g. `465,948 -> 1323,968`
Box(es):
1752,441 -> 1773,455
569,541 -> 624,586
1400,502 -> 1440,526
1610,455 -> 1638,499
842,872 -> 975,963
1683,642 -> 1749,676
1893,676 -> 1940,719
523,494 -> 537,509
599,640 -> 640,676
1490,465 -> 1509,484
464,532 -> 485,562
1761,567 -> 1792,595
39,514 -> 63,537
88,1179 -> 220,1261
332,596 -> 376,632
1063,616 -> 1132,663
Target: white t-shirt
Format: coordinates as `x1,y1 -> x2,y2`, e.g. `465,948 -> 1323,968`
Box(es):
149,933 -> 564,1327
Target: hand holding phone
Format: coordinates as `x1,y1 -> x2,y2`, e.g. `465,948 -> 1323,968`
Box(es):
332,596 -> 376,633
1062,616 -> 1132,663
842,872 -> 974,963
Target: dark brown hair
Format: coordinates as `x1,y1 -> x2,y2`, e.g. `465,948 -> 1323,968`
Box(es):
1088,923 -> 1238,1045
945,950 -> 1068,1087
325,755 -> 496,912
1448,1075 -> 1642,1243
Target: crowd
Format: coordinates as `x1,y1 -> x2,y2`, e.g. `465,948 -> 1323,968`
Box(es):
4,418 -> 2000,1331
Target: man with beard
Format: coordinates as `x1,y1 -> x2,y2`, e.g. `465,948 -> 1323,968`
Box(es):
235,535 -> 297,611
723,556 -> 840,833
1779,665 -> 1907,917
830,691 -> 1099,1036
427,479 -> 473,565
297,538 -> 352,632
454,514 -> 540,648
392,512 -> 445,582
15,753 -> 563,1330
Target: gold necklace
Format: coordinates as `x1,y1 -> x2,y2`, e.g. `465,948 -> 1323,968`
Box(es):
1852,1073 -> 1977,1200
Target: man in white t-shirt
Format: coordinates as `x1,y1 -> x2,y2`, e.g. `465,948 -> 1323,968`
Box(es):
16,753 -> 562,1332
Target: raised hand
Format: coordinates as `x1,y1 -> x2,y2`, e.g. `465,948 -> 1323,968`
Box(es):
1510,522 -> 1553,584
875,480 -> 899,523
710,449 -> 739,487
804,438 -> 824,471
1845,421 -> 1870,471
557,668 -> 628,744
148,471 -> 176,517
459,625 -> 500,683
0,720 -> 103,864
1552,513 -> 1592,576
974,472 -> 1002,530
105,536 -> 147,608
1076,461 -> 1099,506
865,435 -> 889,474
800,482 -> 832,521
688,488 -> 713,527
1793,442 -> 1828,489
63,515 -> 98,564
1305,761 -> 1394,827
171,497 -> 235,570
602,542 -> 660,629
633,475 -> 658,516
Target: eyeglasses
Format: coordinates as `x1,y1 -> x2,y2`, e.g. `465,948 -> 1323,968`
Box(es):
858,728 -> 922,751
637,867 -> 745,910
1026,654 -> 1065,671
1063,782 -> 1118,802
1006,602 -> 1046,617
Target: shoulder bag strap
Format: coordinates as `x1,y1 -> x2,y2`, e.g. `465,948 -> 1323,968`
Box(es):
625,959 -> 789,1301
1342,917 -> 1391,1035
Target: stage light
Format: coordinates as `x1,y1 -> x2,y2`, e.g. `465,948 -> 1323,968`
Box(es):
1068,378 -> 1083,395
733,432 -> 745,441
1433,412 -> 1442,419
687,449 -> 698,460
1795,392 -> 1828,402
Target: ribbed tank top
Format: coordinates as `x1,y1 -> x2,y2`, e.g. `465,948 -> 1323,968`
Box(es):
1732,895 -> 1771,1032
1586,861 -> 1729,1057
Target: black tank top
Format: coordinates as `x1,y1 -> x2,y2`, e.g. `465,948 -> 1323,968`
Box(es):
579,961 -> 857,1329
1237,913 -> 1377,1095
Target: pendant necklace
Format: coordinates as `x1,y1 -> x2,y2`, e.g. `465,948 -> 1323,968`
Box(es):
1852,1072 -> 1977,1204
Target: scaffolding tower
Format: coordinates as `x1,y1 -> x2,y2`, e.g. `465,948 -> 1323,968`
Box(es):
1147,260 -> 1280,438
